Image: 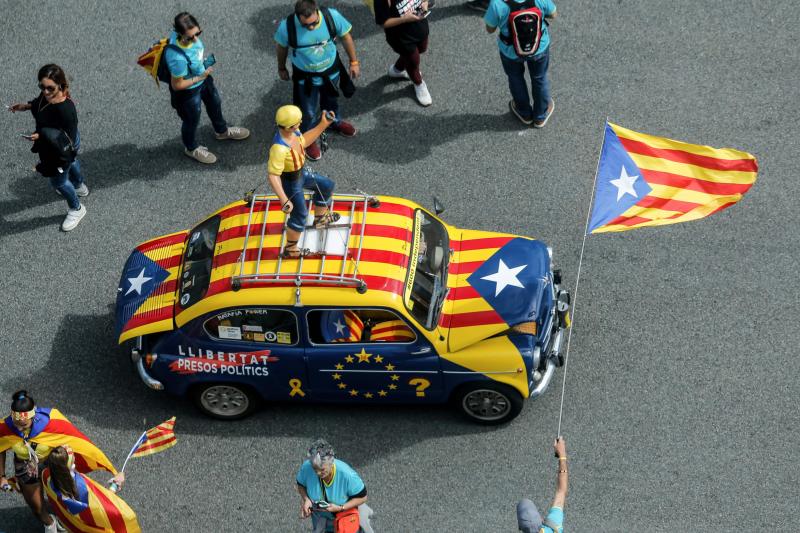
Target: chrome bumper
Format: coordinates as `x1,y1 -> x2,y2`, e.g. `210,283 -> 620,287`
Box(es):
529,327 -> 565,399
130,338 -> 164,391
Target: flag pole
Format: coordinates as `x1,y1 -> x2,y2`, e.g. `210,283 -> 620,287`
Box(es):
556,120 -> 609,438
119,431 -> 147,474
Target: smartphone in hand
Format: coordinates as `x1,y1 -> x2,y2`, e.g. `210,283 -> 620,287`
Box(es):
20,134 -> 33,140
203,54 -> 217,69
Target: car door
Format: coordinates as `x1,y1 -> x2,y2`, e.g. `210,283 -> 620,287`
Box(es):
305,308 -> 443,403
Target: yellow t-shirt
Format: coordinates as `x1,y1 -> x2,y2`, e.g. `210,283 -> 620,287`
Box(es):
268,131 -> 306,175
11,437 -> 51,461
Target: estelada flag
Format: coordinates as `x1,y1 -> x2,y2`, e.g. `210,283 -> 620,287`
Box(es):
588,122 -> 758,234
0,408 -> 116,474
43,469 -> 141,533
369,320 -> 416,342
130,417 -> 176,458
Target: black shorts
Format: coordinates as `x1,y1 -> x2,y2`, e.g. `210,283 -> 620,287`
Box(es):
14,458 -> 45,485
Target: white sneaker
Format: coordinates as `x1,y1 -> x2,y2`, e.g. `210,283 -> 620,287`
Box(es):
388,64 -> 410,80
184,146 -> 217,164
44,515 -> 58,533
55,517 -> 66,532
75,183 -> 89,197
61,204 -> 86,232
215,126 -> 250,140
414,80 -> 432,107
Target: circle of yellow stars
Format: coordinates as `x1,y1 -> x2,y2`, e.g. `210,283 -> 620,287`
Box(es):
331,348 -> 400,398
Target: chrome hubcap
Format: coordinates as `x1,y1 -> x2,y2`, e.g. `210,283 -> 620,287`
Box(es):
200,386 -> 249,417
462,389 -> 511,421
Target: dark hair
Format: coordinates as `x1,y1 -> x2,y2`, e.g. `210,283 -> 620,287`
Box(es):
174,12 -> 200,35
294,0 -> 318,18
48,447 -> 78,499
37,64 -> 69,97
11,390 -> 35,412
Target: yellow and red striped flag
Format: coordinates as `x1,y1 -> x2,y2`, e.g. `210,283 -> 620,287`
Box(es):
588,122 -> 758,233
131,417 -> 176,458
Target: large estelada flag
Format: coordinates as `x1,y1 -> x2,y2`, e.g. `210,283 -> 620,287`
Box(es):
130,417 -> 177,458
588,122 -> 758,234
0,408 -> 116,474
43,469 -> 141,533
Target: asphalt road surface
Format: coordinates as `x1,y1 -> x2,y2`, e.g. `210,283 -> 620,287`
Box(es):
1,1 -> 798,531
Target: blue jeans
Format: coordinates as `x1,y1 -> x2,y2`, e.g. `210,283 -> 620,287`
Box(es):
49,131 -> 85,210
173,76 -> 228,150
281,167 -> 335,232
293,78 -> 340,133
500,49 -> 551,121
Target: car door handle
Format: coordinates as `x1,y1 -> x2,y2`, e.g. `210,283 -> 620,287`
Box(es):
410,347 -> 431,355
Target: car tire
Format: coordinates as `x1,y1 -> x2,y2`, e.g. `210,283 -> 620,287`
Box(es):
453,382 -> 524,425
192,383 -> 258,420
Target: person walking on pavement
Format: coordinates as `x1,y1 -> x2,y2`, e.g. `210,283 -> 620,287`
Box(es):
165,12 -> 250,164
8,64 -> 89,231
485,0 -> 557,127
375,0 -> 433,106
267,105 -> 340,258
275,0 -> 360,161
517,437 -> 569,533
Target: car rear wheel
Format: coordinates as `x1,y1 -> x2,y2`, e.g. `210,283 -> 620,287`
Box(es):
454,382 -> 523,425
192,383 -> 257,420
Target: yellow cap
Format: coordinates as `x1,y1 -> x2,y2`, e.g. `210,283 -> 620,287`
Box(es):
275,105 -> 303,128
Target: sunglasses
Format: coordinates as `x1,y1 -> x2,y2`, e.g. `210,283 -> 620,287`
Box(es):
182,30 -> 202,41
38,83 -> 58,93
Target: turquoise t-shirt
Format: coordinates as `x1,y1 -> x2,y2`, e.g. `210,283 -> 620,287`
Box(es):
484,0 -> 556,60
541,506 -> 564,533
164,31 -> 206,90
274,9 -> 352,86
296,459 -> 365,521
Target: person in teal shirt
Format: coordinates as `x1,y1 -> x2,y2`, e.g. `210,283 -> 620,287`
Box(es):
485,0 -> 557,127
517,437 -> 569,533
165,12 -> 249,164
275,0 -> 361,161
296,439 -> 374,533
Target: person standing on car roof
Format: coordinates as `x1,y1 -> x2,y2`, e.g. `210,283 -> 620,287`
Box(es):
516,437 -> 569,533
165,12 -> 250,164
267,105 -> 340,259
275,0 -> 360,161
8,64 -> 88,232
374,0 -> 433,106
296,439 -> 374,533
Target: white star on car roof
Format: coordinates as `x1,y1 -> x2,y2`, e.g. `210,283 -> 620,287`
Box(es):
610,166 -> 640,201
125,268 -> 153,296
481,259 -> 527,297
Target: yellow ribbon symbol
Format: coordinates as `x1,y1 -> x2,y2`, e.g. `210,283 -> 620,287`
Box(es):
289,379 -> 305,397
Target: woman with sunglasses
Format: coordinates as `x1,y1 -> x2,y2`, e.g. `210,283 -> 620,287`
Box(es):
8,64 -> 88,231
165,12 -> 249,164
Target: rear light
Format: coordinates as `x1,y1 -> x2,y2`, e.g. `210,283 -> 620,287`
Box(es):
144,353 -> 158,368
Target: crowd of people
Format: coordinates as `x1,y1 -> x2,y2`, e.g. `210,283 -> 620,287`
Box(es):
6,0 -> 565,530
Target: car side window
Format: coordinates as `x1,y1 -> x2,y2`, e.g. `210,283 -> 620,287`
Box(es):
308,309 -> 417,344
203,308 -> 298,345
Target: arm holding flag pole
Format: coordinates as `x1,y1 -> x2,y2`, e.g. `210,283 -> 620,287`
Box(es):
109,418 -> 177,493
108,431 -> 147,493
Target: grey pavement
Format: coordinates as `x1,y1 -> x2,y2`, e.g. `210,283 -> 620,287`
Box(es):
1,0 -> 798,531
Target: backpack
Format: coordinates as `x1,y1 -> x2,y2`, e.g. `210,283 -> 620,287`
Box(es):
137,38 -> 191,87
285,7 -> 338,57
501,0 -> 544,57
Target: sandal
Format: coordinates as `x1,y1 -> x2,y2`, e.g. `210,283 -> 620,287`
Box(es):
313,211 -> 341,229
281,240 -> 304,258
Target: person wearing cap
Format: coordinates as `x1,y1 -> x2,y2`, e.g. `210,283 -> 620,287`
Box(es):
296,439 -> 374,533
267,105 -> 341,258
517,437 -> 568,533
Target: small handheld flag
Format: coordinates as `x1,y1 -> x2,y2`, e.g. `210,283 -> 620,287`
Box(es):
118,417 -> 177,476
588,122 -> 758,234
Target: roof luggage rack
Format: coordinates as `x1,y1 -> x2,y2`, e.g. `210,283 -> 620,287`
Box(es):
231,192 -> 380,303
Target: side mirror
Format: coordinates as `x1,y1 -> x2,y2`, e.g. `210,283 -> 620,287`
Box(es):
432,196 -> 445,215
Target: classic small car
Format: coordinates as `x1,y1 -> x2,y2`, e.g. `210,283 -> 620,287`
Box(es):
115,192 -> 570,424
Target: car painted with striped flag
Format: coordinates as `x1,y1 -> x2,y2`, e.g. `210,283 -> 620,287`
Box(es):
115,192 -> 570,424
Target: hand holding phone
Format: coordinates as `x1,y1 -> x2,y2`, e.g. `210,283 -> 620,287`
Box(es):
203,54 -> 217,69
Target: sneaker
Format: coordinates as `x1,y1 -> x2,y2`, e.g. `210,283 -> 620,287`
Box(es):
533,99 -> 555,128
61,204 -> 86,232
509,100 -> 533,125
414,80 -> 432,107
329,120 -> 357,137
388,64 -> 410,80
215,126 -> 250,140
44,515 -> 58,533
184,146 -> 217,164
55,518 -> 66,532
75,183 -> 89,197
465,0 -> 490,12
305,142 -> 322,161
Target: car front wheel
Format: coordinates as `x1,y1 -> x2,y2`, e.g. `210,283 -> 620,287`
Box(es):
192,383 -> 257,420
454,382 -> 524,425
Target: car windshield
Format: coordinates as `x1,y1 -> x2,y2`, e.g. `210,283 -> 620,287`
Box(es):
179,215 -> 220,309
404,210 -> 450,330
